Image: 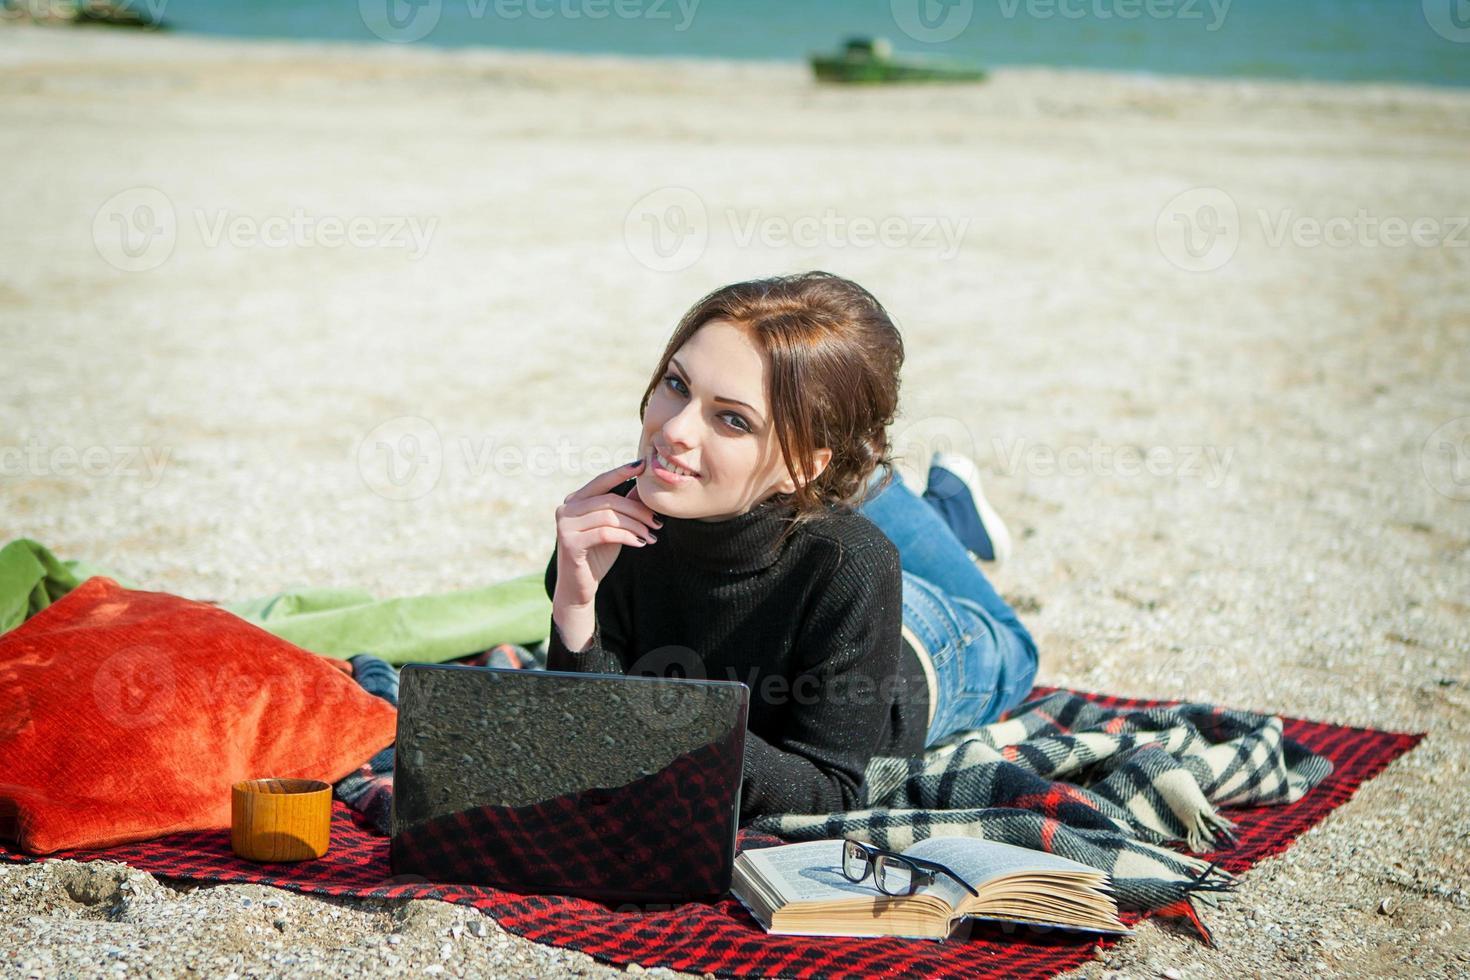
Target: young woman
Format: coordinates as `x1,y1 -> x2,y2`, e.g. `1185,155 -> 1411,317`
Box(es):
543,271 -> 1038,824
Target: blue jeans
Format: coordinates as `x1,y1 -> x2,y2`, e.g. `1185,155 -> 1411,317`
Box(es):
857,466 -> 1039,745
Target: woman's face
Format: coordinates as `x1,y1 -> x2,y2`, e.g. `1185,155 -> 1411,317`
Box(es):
637,318 -> 830,522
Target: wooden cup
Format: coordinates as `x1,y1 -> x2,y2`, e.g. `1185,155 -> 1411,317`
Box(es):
231,778 -> 332,862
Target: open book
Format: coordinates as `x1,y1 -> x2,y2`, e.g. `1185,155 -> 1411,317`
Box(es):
731,837 -> 1132,940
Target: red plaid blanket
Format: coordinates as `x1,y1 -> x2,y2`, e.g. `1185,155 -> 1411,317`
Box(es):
0,680 -> 1422,980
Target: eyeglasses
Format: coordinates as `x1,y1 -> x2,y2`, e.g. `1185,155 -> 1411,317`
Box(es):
840,839 -> 979,898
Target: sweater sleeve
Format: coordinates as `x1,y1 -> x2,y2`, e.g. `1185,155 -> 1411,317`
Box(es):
737,538 -> 905,822
543,542 -> 627,675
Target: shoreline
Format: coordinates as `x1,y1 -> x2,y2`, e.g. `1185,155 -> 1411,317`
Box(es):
9,7 -> 1470,96
6,21 -> 1470,107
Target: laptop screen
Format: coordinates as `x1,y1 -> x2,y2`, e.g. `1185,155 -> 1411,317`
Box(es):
390,664 -> 749,903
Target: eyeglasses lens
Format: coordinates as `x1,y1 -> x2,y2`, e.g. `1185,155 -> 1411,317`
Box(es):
874,855 -> 914,895
842,841 -> 870,881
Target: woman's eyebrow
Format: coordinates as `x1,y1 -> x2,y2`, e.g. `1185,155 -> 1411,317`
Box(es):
669,357 -> 765,421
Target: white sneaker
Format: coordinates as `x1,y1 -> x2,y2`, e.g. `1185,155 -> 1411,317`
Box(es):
923,451 -> 1013,564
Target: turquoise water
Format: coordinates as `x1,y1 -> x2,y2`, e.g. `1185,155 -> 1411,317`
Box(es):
156,0 -> 1470,88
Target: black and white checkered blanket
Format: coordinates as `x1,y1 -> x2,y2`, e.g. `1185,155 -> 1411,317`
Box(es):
744,690 -> 1334,916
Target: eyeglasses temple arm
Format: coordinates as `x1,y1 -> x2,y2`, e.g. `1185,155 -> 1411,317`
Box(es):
908,856 -> 980,898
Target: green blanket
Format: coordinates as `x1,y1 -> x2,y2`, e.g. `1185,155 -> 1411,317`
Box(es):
0,538 -> 551,665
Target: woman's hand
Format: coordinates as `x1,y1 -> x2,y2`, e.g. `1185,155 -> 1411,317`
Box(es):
552,457 -> 663,609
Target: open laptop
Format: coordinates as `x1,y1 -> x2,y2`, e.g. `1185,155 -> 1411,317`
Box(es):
389,662 -> 750,904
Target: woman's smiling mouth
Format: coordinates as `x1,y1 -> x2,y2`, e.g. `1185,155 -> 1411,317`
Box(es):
650,446 -> 699,483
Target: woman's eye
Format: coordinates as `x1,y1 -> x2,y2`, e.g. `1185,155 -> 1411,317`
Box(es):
664,374 -> 751,434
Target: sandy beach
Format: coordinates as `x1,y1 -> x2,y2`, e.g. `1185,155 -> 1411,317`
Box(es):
2,20 -> 1468,977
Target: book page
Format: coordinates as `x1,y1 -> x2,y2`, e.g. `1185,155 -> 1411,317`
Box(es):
903,836 -> 1108,890
741,841 -> 937,905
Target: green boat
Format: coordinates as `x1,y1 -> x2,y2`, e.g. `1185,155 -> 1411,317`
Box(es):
810,36 -> 987,84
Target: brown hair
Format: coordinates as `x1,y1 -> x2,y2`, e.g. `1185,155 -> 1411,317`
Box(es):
637,270 -> 904,544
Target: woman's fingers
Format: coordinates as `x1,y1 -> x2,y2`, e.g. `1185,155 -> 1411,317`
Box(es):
565,458 -> 645,506
560,507 -> 659,544
575,524 -> 649,549
558,483 -> 662,531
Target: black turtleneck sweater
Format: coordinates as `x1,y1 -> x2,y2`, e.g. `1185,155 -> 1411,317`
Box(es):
543,476 -> 931,823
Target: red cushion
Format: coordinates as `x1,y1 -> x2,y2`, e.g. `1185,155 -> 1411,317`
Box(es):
0,577 -> 398,855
